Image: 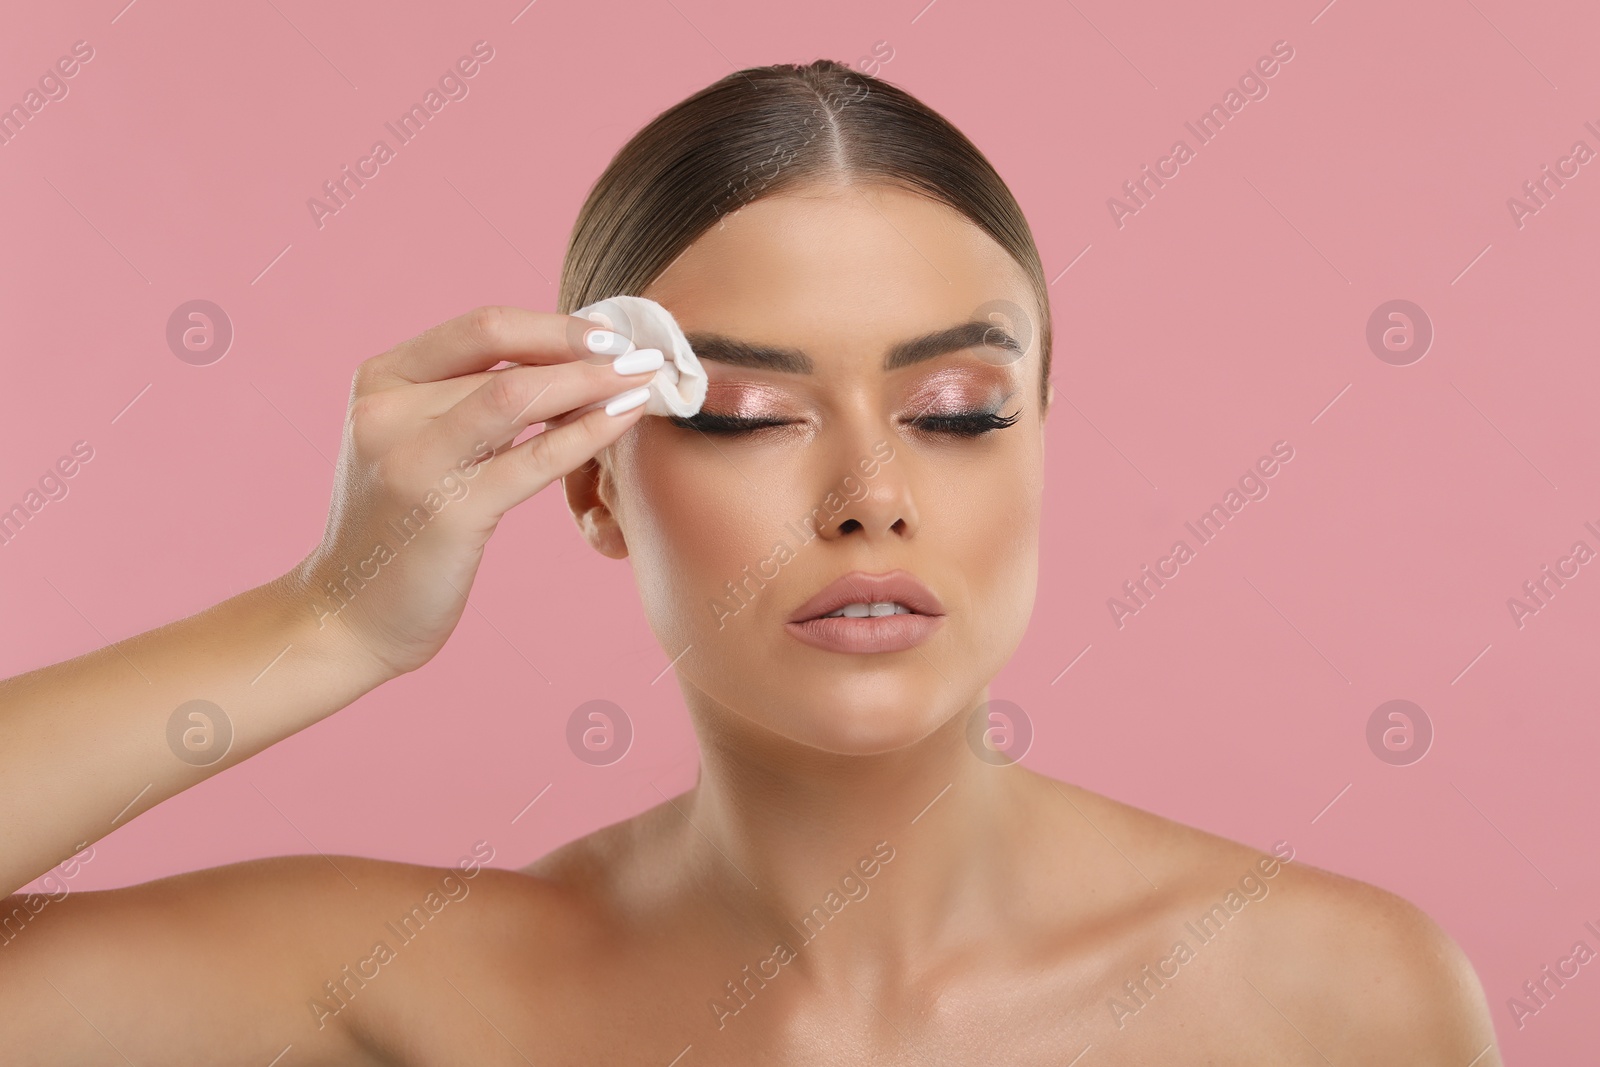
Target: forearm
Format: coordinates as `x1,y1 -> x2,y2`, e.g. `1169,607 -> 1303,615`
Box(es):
0,570 -> 393,895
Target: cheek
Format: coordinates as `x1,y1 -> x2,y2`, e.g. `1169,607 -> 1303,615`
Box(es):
614,425 -> 795,647
939,439 -> 1043,649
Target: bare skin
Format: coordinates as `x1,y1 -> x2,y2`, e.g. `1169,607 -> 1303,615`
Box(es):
0,183 -> 1499,1065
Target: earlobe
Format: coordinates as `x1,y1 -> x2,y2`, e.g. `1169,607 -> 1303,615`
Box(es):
563,459 -> 630,560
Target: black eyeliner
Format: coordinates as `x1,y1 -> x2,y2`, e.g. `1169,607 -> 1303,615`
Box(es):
670,407 -> 1020,438
668,412 -> 789,435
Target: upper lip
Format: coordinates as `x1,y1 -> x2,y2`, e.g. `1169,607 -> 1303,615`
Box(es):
787,570 -> 946,622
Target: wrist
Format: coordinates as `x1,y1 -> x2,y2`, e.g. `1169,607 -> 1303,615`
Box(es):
265,565 -> 401,694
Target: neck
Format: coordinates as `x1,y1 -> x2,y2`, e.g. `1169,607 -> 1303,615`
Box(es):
677,684 -> 1038,969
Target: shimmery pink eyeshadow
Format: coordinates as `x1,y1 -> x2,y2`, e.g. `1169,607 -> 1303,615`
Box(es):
902,367 -> 1010,413
700,382 -> 796,419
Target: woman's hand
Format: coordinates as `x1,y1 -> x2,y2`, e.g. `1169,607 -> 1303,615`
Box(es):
288,305 -> 659,680
0,303 -> 654,896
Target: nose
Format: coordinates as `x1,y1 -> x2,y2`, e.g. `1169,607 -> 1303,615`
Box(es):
811,441 -> 917,541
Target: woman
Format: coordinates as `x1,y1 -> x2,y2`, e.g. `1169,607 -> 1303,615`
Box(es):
0,59 -> 1497,1064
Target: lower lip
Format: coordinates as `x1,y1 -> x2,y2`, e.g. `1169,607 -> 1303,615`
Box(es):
784,613 -> 944,654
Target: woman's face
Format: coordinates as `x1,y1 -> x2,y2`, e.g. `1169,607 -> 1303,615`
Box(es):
577,182 -> 1048,756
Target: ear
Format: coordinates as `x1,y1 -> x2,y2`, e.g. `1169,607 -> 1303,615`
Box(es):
1043,379 -> 1055,419
563,456 -> 629,559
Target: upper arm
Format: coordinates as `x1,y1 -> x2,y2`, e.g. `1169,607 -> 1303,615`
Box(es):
0,856 -> 403,1067
1256,867 -> 1501,1065
1355,902 -> 1501,1065
1415,927 -> 1502,1065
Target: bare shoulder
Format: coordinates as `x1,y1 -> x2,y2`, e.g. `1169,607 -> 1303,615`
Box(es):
517,795 -> 684,896
1243,857 -> 1501,1063
1036,776 -> 1500,1063
0,850 -> 508,1065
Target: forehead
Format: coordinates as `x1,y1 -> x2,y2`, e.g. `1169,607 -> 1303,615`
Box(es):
641,183 -> 1037,369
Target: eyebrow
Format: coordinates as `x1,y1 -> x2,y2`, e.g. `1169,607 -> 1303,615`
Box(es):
681,320 -> 1021,374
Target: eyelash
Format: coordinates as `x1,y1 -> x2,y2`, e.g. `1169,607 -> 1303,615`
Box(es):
668,409 -> 1021,438
912,409 -> 1021,437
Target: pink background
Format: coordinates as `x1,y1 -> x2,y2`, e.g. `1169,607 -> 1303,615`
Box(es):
2,0 -> 1596,1059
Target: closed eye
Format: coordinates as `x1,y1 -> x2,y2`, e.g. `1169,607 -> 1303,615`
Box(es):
669,409 -> 1020,437
906,409 -> 1021,437
667,412 -> 792,436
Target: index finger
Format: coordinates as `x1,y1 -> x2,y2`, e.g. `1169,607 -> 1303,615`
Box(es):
364,305 -> 616,390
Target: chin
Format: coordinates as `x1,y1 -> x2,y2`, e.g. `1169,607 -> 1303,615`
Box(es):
759,681 -> 962,756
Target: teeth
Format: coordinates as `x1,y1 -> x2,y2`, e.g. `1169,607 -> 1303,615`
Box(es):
821,601 -> 912,619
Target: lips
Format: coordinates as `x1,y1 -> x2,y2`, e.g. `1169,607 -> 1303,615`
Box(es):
787,570 -> 946,623
783,570 -> 946,655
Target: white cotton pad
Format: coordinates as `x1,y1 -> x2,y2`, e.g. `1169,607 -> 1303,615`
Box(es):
571,295 -> 707,418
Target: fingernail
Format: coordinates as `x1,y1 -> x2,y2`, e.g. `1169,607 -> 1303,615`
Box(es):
613,348 -> 663,375
585,328 -> 632,356
604,386 -> 651,416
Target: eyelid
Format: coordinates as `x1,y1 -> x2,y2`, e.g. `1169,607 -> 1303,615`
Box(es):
903,366 -> 1011,402
904,381 -> 1016,418
697,381 -> 807,418
700,380 -> 797,399
669,411 -> 799,437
